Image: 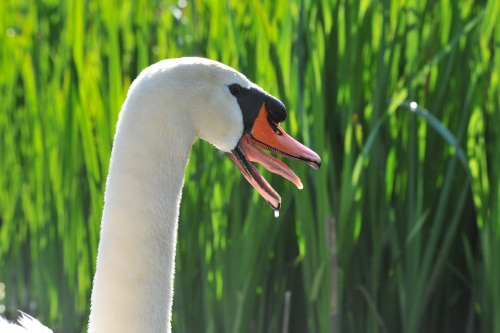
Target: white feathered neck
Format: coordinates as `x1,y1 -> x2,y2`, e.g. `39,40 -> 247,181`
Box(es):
0,56 -> 320,333
88,58 -> 252,332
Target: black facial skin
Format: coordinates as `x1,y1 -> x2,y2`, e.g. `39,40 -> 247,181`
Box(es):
228,83 -> 286,132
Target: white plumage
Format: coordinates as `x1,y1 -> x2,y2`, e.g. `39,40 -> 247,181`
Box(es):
1,57 -> 320,332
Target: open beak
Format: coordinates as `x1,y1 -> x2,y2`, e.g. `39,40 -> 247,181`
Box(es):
227,104 -> 321,213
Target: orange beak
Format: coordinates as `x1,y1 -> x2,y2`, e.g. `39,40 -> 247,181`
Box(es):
227,104 -> 321,213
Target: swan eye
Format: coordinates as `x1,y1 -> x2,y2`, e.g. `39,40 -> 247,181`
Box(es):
228,83 -> 242,96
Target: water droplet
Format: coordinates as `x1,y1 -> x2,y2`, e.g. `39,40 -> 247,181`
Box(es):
274,210 -> 280,218
410,101 -> 418,111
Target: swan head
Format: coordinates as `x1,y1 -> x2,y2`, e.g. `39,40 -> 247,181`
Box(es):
137,57 -> 321,212
223,82 -> 321,213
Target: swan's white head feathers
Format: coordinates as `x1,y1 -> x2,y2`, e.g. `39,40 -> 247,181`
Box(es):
118,57 -> 321,211
128,57 -> 256,152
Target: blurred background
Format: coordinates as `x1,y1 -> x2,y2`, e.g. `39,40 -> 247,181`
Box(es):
1,0 -> 499,332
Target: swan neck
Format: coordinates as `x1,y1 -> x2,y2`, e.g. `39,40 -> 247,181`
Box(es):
88,100 -> 194,333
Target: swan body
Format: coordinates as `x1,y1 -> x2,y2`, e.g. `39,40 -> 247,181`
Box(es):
0,313 -> 52,333
1,57 -> 320,332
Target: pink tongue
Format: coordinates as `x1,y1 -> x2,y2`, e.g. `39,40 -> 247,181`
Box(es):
239,136 -> 303,189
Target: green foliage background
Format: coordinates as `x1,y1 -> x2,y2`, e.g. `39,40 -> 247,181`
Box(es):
1,0 -> 499,332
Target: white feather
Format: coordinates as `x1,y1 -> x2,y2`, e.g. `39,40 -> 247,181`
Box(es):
0,313 -> 52,333
1,57 -> 257,333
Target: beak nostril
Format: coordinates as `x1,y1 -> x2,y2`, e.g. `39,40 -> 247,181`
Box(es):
267,117 -> 283,136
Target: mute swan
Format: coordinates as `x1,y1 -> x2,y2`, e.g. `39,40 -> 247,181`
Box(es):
0,57 -> 321,332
